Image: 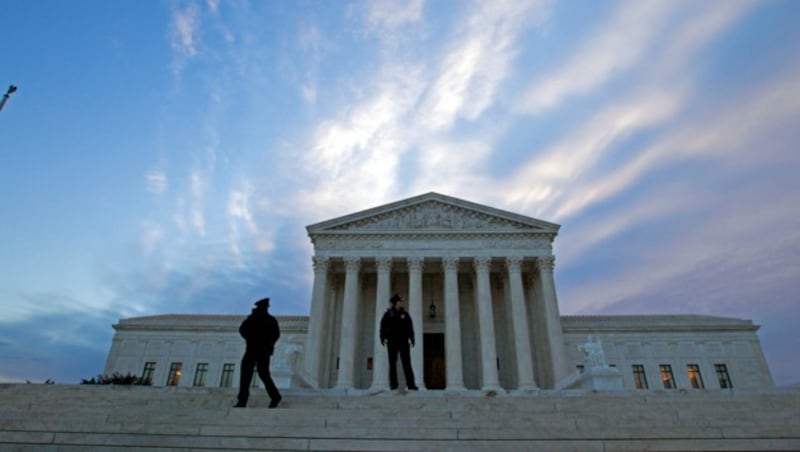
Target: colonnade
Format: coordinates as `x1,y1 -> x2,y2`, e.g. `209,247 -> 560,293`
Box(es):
302,255 -> 567,391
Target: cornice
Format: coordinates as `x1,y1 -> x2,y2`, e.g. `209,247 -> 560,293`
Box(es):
562,315 -> 759,334
113,315 -> 309,333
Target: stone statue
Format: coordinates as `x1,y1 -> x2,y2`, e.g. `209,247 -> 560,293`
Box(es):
578,335 -> 607,368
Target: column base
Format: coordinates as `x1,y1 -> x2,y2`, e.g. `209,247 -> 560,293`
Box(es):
516,384 -> 539,392
444,385 -> 467,394
367,383 -> 390,395
334,382 -> 354,392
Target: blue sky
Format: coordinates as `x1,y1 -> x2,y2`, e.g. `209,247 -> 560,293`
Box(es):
1,0 -> 798,387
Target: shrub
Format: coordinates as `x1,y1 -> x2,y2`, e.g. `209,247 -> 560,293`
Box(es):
80,372 -> 152,385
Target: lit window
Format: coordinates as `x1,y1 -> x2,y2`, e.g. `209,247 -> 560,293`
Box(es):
193,363 -> 208,387
659,364 -> 676,389
166,362 -> 182,386
141,362 -> 156,384
714,363 -> 733,389
632,364 -> 648,389
220,363 -> 235,388
687,364 -> 704,389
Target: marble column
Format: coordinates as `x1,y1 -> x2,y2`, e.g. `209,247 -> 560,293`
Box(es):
537,256 -> 568,386
302,256 -> 329,388
335,256 -> 361,390
507,256 -> 537,390
474,257 -> 501,391
443,257 -> 465,390
370,257 -> 392,391
525,271 -> 546,388
407,257 -> 425,389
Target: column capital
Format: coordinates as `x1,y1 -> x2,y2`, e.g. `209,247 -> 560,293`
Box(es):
312,256 -> 329,273
505,256 -> 523,272
442,256 -> 460,272
344,256 -> 361,272
407,256 -> 424,272
376,257 -> 393,273
536,256 -> 555,273
473,256 -> 491,273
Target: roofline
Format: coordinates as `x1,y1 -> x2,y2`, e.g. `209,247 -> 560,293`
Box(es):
306,192 -> 560,234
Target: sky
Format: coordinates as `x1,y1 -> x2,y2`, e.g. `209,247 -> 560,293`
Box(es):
1,0 -> 798,387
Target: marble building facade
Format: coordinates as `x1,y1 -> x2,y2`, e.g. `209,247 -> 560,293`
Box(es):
104,193 -> 774,391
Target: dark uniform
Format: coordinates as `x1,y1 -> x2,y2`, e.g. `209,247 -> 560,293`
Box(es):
236,298 -> 281,408
380,297 -> 418,390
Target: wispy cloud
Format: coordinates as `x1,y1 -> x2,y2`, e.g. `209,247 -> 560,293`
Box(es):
505,88 -> 683,218
228,181 -> 275,262
145,169 -> 167,195
558,68 -> 800,314
419,0 -> 549,132
140,221 -> 165,257
190,171 -> 206,236
170,2 -> 201,77
500,0 -> 757,221
517,0 -> 677,114
360,0 -> 425,31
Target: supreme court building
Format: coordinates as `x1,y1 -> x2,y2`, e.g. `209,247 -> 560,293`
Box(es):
105,193 -> 774,392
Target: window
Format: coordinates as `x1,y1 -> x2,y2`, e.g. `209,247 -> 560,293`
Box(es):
166,362 -> 182,386
141,362 -> 156,384
687,364 -> 704,389
193,363 -> 208,387
659,364 -> 676,389
576,364 -> 585,373
632,364 -> 648,389
220,363 -> 235,388
715,363 -> 733,389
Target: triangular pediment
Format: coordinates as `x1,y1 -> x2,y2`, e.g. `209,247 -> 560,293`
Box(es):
307,192 -> 559,234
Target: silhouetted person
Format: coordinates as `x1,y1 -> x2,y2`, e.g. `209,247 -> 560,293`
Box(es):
235,297 -> 282,408
380,293 -> 418,391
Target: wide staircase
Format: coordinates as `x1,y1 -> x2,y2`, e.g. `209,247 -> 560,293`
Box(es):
1,383 -> 798,451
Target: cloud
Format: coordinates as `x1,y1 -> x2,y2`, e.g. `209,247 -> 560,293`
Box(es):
140,221 -> 165,257
0,318 -> 112,383
517,1 -> 678,114
496,0 -> 759,222
286,0 -> 553,223
360,0 -> 425,31
207,0 -> 219,15
170,2 -> 201,77
419,0 -> 549,132
227,181 -> 275,262
145,169 -> 168,195
504,88 -> 683,219
556,70 -> 800,314
190,171 -> 206,236
297,24 -> 323,104
553,67 -> 800,228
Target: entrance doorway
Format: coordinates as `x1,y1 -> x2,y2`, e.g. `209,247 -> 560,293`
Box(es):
423,333 -> 445,389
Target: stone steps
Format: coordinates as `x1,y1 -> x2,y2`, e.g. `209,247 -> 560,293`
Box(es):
1,384 -> 799,451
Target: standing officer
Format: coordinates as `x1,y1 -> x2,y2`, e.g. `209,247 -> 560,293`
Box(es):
235,297 -> 282,408
380,293 -> 419,391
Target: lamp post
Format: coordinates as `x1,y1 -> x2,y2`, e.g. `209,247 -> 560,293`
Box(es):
0,85 -> 18,112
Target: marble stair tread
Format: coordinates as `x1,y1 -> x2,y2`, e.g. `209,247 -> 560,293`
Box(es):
1,384 -> 799,451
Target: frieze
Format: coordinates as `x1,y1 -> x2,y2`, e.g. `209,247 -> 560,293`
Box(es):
312,233 -> 553,251
328,200 -> 534,232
